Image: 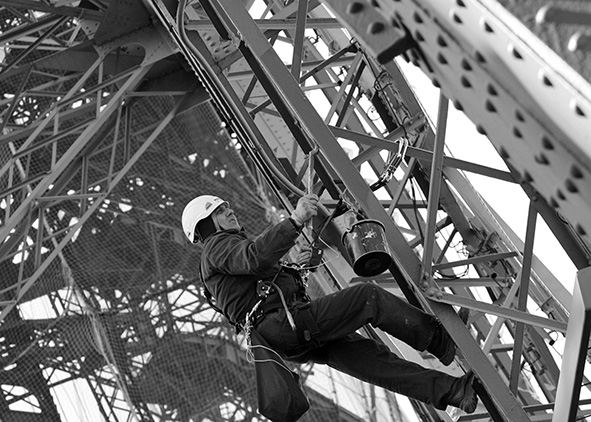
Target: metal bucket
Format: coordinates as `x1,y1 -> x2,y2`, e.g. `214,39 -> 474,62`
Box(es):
342,219 -> 392,277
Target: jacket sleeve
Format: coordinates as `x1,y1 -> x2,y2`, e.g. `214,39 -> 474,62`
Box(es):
206,218 -> 300,276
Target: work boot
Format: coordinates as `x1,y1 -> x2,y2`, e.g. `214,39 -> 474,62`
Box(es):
427,308 -> 470,366
443,371 -> 478,413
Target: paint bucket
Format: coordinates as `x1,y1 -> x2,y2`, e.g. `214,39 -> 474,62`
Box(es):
342,219 -> 392,277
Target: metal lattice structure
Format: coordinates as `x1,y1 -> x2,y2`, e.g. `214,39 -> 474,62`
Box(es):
0,0 -> 591,421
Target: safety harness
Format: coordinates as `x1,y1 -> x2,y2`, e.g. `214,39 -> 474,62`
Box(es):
247,266 -> 321,356
200,262 -> 321,353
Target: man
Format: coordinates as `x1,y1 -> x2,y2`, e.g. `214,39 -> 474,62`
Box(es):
182,193 -> 478,414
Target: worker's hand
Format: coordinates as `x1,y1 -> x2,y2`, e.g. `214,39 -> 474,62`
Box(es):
294,245 -> 312,266
291,194 -> 318,226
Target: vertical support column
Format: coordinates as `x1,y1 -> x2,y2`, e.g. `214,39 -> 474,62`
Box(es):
290,0 -> 308,80
510,202 -> 537,393
552,266 -> 591,421
421,94 -> 448,294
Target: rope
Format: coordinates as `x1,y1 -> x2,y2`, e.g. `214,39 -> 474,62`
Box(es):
306,146 -> 318,195
246,343 -> 295,374
244,307 -> 296,376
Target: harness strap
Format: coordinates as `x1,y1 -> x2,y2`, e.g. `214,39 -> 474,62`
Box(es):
200,264 -> 242,333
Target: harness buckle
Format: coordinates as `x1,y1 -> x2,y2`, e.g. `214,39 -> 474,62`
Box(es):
256,279 -> 273,298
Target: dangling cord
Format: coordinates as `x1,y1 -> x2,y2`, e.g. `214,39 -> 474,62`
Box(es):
243,298 -> 263,362
306,146 -> 318,194
244,297 -> 295,374
244,318 -> 254,362
305,146 -> 319,232
272,282 -> 297,330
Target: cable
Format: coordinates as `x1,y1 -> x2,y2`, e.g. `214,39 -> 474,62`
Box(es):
174,0 -> 305,206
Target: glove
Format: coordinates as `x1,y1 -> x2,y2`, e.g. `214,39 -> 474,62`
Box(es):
290,194 -> 318,227
294,246 -> 312,266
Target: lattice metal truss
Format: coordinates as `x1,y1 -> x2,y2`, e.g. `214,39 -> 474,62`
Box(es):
0,0 -> 591,421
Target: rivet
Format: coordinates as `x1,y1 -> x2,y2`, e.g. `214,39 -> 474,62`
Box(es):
475,51 -> 486,63
347,2 -> 364,13
572,101 -> 586,117
515,110 -> 525,122
576,224 -> 587,236
487,84 -> 498,96
510,45 -> 523,59
461,59 -> 472,71
476,124 -> 486,135
452,12 -> 462,24
437,35 -> 447,47
542,136 -> 554,150
523,172 -> 533,183
485,100 -> 496,112
453,100 -> 463,111
513,127 -> 522,138
571,165 -> 583,179
499,147 -> 509,159
414,12 -> 423,23
556,189 -> 565,200
566,179 -> 578,193
415,31 -> 424,42
534,153 -> 549,165
437,53 -> 448,64
368,22 -> 385,35
483,21 -> 493,33
461,76 -> 471,88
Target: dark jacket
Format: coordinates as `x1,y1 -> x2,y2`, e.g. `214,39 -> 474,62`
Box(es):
200,218 -> 302,325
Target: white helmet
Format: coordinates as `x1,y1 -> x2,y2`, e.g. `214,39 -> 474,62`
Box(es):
182,195 -> 228,242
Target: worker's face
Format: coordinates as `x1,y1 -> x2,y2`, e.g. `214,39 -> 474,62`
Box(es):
212,203 -> 240,231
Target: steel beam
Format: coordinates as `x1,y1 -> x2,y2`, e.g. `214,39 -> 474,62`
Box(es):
421,93 -> 449,289
435,293 -> 567,334
552,267 -> 591,422
0,0 -> 104,20
0,65 -> 149,242
365,0 -> 591,252
509,203 -> 537,394
187,17 -> 342,31
330,126 -> 516,183
0,91 -> 187,324
208,1 -> 530,419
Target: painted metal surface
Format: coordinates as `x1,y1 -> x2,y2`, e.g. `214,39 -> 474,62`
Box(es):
2,0 -> 591,420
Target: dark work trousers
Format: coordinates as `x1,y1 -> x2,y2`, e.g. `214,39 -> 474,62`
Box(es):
256,283 -> 456,409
